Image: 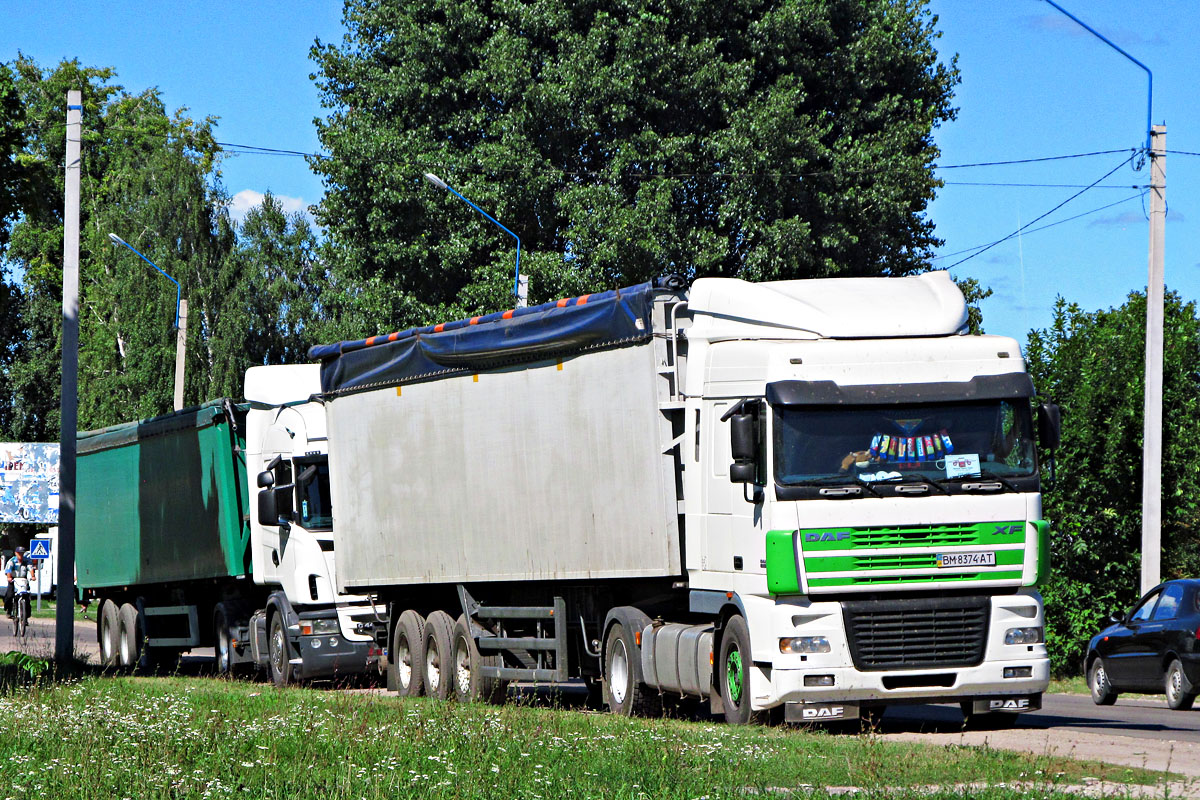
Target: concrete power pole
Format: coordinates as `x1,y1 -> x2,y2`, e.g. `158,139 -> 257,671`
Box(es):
1141,124 -> 1167,596
56,90 -> 81,663
173,298 -> 188,411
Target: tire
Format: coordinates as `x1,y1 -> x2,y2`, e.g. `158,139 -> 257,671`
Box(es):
118,603 -> 140,669
450,614 -> 508,704
268,610 -> 294,687
391,610 -> 426,698
1165,659 -> 1196,710
1088,657 -> 1118,706
602,622 -> 661,717
214,603 -> 235,677
719,615 -> 770,725
98,600 -> 120,668
422,611 -> 456,700
16,596 -> 27,638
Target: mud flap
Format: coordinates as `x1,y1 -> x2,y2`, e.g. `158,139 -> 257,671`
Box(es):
970,694 -> 1041,714
785,701 -> 860,723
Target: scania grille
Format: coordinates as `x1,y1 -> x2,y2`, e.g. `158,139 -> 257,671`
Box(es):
841,596 -> 990,671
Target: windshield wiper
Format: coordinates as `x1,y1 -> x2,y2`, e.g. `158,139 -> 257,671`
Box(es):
789,475 -> 884,498
865,473 -> 950,496
942,469 -> 1021,493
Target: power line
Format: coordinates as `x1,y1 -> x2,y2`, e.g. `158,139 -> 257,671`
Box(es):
936,148 -> 1136,169
1164,149 -> 1200,157
942,181 -> 1146,189
942,153 -> 1139,270
932,191 -> 1146,261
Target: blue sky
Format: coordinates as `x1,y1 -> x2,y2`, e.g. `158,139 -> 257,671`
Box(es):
2,1 -> 1194,344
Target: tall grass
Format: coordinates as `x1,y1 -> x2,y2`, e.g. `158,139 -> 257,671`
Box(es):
0,677 -> 1165,799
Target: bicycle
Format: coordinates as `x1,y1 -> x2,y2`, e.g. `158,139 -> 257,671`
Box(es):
12,576 -> 30,638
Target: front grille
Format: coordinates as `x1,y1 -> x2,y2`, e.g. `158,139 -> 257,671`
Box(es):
842,596 -> 990,671
848,525 -> 978,549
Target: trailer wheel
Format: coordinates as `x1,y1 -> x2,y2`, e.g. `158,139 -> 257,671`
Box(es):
451,614 -> 508,704
268,610 -> 294,687
99,600 -> 120,669
603,622 -> 661,717
391,610 -> 426,698
422,611 -> 455,700
117,603 -> 140,670
719,615 -> 770,725
214,603 -> 236,677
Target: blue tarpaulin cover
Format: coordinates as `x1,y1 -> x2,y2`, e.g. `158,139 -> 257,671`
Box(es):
309,282 -> 666,396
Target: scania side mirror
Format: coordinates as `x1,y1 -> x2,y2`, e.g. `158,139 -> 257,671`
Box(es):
257,487 -> 278,526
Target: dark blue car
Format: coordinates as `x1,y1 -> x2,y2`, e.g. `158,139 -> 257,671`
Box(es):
1086,579 -> 1200,709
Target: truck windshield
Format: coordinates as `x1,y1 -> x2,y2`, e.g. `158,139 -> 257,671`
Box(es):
773,399 -> 1037,486
296,460 -> 333,530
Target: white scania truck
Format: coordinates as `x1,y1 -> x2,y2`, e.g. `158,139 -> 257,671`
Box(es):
77,365 -> 378,684
304,272 -> 1056,723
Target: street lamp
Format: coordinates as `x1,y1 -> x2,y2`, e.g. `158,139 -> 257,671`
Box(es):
423,173 -> 527,307
107,233 -> 189,411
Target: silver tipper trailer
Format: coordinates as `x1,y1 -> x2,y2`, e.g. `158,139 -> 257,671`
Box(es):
310,272 -> 1055,726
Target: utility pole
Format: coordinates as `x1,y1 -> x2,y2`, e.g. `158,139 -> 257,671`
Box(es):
56,90 -> 81,664
173,298 -> 188,410
1141,124 -> 1167,595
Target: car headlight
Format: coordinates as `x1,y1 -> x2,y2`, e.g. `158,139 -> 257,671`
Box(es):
300,618 -> 341,636
1004,627 -> 1043,645
779,636 -> 831,654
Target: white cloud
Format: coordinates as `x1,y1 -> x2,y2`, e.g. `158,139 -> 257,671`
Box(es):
227,189 -> 311,223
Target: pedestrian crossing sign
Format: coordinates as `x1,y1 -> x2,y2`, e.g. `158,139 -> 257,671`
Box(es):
28,539 -> 50,559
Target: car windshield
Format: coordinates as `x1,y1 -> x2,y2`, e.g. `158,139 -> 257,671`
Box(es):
773,399 -> 1037,485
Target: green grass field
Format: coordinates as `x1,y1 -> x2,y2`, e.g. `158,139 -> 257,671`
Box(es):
0,676 -> 1170,799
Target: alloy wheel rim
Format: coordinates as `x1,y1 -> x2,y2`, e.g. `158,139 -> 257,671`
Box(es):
726,648 -> 744,705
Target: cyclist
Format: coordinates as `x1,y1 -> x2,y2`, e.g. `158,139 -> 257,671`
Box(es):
4,547 -> 35,619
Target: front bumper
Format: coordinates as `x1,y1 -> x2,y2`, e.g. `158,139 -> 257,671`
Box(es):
295,633 -> 376,680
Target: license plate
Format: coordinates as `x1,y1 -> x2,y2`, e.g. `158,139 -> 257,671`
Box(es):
937,551 -> 996,568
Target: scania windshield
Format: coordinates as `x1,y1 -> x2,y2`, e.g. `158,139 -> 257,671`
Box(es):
772,398 -> 1037,497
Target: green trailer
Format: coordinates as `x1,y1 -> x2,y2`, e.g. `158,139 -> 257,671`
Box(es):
77,400 -> 261,667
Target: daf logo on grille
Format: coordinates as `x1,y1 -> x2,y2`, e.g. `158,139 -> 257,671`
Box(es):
805,531 -> 851,542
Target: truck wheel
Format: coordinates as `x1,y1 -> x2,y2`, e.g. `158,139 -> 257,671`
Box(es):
99,600 -> 120,669
451,614 -> 508,704
1087,657 -> 1117,705
214,603 -> 235,677
1166,659 -> 1196,710
422,611 -> 455,700
268,611 -> 294,687
391,610 -> 426,698
603,622 -> 661,717
117,603 -> 140,670
719,615 -> 770,725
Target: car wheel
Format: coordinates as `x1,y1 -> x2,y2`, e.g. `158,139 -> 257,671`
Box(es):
1088,657 -> 1118,705
1165,659 -> 1196,710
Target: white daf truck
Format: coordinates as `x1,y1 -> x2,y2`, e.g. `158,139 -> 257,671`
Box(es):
304,272 -> 1055,724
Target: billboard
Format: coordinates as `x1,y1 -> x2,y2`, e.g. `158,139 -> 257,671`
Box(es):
0,444 -> 59,524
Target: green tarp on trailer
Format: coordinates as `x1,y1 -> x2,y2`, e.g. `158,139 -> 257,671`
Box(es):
76,400 -> 251,589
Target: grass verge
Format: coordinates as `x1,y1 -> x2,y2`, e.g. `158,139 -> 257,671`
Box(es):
0,676 -> 1171,799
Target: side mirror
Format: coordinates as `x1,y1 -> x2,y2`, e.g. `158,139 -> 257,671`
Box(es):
257,488 -> 278,526
256,470 -> 274,489
1038,403 -> 1062,450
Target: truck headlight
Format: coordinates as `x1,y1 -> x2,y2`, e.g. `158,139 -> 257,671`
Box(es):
779,636 -> 831,654
1004,627 -> 1043,645
300,618 -> 341,636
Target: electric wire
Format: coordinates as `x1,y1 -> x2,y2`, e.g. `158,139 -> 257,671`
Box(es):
941,152 -> 1139,269
942,181 -> 1146,189
931,191 -> 1147,262
935,148 -> 1137,169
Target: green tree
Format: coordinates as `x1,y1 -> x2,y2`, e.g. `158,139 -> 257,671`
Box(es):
310,0 -> 958,336
1025,291 -> 1200,675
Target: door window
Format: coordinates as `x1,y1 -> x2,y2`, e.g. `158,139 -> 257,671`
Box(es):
1129,590 -> 1162,623
1152,584 -> 1186,620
